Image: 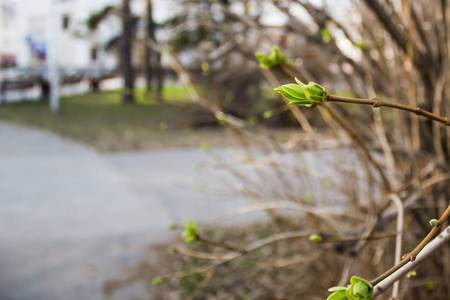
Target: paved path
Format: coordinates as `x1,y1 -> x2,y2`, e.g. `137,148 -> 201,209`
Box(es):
0,122 -> 253,300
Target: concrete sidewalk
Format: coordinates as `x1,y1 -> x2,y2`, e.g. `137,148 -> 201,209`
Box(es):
0,122 -> 175,300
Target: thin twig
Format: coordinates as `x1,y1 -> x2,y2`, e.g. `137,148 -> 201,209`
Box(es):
327,95 -> 450,126
322,105 -> 392,191
197,234 -> 246,253
172,247 -> 226,260
186,269 -> 216,300
323,231 -> 398,243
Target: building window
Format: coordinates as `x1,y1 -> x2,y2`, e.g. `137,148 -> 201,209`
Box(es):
62,15 -> 70,29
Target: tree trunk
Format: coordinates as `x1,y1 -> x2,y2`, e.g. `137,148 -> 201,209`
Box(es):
144,0 -> 154,94
122,0 -> 134,104
156,51 -> 163,101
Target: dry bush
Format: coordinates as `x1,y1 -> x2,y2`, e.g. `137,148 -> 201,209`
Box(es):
105,0 -> 450,299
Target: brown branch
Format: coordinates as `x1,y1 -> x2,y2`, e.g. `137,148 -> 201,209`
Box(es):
327,94 -> 450,126
370,204 -> 450,286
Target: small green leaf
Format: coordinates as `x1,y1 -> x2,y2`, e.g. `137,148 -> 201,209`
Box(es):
329,286 -> 348,292
294,77 -> 306,86
327,290 -> 349,300
275,86 -> 305,102
270,45 -> 285,64
309,233 -> 323,243
152,276 -> 164,286
167,246 -> 177,254
282,84 -> 308,99
181,220 -> 198,243
429,219 -> 439,227
289,99 -> 314,106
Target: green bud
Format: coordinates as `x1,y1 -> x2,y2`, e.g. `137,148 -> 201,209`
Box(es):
263,110 -> 272,119
167,246 -> 177,254
270,45 -> 285,64
304,82 -> 328,104
406,271 -> 417,278
199,142 -> 210,152
247,117 -> 257,126
346,276 -> 373,300
255,52 -> 274,69
325,178 -> 334,187
255,45 -> 287,69
159,121 -> 168,130
327,290 -> 349,300
357,37 -> 366,50
429,219 -> 439,227
201,62 -> 209,76
274,79 -> 328,107
425,281 -> 435,291
167,223 -> 177,230
309,233 -> 323,243
225,91 -> 235,103
181,220 -> 198,243
304,192 -> 314,202
217,117 -> 227,125
321,28 -> 332,43
151,276 -> 164,286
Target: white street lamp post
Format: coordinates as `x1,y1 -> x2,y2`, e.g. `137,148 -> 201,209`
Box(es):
47,0 -> 60,112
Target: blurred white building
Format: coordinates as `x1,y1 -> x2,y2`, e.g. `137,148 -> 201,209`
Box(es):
0,0 -> 18,67
14,0 -> 179,71
16,0 -> 120,70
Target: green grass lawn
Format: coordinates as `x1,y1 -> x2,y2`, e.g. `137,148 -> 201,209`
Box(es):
0,86 -> 233,152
